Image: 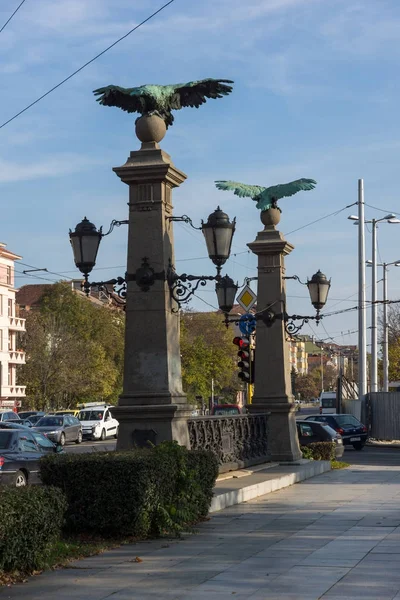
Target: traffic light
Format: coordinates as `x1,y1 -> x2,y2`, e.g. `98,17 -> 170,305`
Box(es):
233,336 -> 254,384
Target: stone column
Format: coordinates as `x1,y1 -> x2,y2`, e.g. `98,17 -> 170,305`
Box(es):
111,117 -> 192,450
247,209 -> 302,462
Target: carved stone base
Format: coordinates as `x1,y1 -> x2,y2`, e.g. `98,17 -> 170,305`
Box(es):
113,403 -> 192,451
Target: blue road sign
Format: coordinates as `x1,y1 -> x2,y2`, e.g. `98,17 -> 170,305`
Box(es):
239,314 -> 256,335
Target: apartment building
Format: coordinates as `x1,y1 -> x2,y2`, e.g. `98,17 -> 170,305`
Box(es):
289,338 -> 308,374
0,243 -> 26,410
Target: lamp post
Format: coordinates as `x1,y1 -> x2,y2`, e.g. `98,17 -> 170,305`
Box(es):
69,125 -> 237,450
349,211 -> 398,392
367,259 -> 400,392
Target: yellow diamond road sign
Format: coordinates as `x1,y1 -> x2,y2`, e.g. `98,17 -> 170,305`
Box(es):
237,285 -> 257,312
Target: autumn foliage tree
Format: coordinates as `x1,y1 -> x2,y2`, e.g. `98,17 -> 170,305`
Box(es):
20,283 -> 124,410
180,311 -> 240,405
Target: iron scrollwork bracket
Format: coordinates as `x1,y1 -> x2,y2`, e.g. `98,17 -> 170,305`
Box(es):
167,260 -> 220,311
127,257 -> 165,292
223,308 -> 322,334
83,276 -> 127,305
167,215 -> 202,230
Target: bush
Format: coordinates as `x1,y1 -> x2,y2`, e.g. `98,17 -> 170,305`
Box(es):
0,486 -> 67,573
301,441 -> 335,461
40,442 -> 218,538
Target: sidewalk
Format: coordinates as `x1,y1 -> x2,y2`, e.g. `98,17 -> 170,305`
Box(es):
4,462 -> 400,599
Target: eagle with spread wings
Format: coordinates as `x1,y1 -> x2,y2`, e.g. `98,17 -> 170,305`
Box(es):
215,178 -> 317,212
93,79 -> 234,127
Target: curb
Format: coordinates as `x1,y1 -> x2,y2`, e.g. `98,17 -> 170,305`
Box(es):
210,460 -> 331,513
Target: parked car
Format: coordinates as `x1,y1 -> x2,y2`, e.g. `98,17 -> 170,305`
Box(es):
33,415 -> 82,446
0,422 -> 31,430
211,404 -> 241,416
18,411 -> 45,420
0,410 -> 21,424
305,414 -> 368,450
23,413 -> 46,427
78,405 -> 118,440
296,420 -> 344,459
0,429 -> 62,486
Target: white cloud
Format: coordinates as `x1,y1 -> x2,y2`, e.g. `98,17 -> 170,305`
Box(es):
0,154 -> 106,183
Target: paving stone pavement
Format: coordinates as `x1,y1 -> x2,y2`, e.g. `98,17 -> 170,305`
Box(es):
4,462 -> 400,599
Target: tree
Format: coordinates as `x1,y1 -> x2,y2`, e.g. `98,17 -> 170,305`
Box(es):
180,311 -> 241,406
20,283 -> 124,410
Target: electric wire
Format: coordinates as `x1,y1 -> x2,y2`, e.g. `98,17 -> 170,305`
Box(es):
284,202 -> 357,236
0,0 -> 176,130
0,0 -> 27,34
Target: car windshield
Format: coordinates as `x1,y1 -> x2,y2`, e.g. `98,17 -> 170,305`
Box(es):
321,397 -> 336,408
27,415 -> 43,424
213,407 -> 240,415
0,431 -> 13,449
333,415 -> 362,427
78,411 -> 104,421
36,417 -> 63,427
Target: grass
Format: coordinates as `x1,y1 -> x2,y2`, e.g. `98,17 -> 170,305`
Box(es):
0,534 -> 130,587
331,460 -> 350,469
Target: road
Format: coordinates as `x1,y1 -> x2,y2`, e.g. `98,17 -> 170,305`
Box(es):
64,439 -> 116,453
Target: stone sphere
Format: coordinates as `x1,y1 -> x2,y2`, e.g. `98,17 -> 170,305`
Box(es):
135,114 -> 166,143
260,208 -> 281,228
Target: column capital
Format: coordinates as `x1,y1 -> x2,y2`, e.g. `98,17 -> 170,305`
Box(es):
113,146 -> 187,188
247,228 -> 294,257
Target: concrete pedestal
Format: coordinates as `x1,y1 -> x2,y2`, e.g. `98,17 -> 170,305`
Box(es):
112,141 -> 192,450
247,219 -> 302,462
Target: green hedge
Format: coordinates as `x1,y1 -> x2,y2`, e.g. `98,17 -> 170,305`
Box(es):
301,441 -> 335,461
40,442 -> 218,538
0,486 -> 67,572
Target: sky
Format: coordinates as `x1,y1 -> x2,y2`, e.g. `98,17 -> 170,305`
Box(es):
2,0 -> 400,348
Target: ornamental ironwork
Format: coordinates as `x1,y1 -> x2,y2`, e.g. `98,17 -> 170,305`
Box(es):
187,413 -> 270,468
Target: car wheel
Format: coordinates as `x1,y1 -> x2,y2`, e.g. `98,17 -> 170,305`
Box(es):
100,428 -> 106,441
76,431 -> 82,444
114,427 -> 119,439
353,442 -> 365,451
14,470 -> 27,487
60,433 -> 66,446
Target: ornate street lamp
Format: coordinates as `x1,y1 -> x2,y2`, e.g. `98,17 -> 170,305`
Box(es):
69,209 -> 237,312
201,207 -> 236,274
69,217 -> 102,279
215,275 -> 238,315
307,270 -> 331,316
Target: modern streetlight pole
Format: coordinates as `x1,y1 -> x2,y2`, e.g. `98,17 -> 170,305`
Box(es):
348,209 -> 398,393
358,179 -> 367,400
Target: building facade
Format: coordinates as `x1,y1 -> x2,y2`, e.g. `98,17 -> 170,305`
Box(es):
289,339 -> 308,374
0,243 -> 26,410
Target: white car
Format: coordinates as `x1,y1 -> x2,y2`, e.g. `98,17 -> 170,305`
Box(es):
78,405 -> 119,441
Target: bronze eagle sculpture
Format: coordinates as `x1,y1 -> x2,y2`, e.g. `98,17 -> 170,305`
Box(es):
93,79 -> 234,127
215,178 -> 317,212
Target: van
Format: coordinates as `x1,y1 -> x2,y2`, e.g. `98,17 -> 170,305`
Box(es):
319,391 -> 336,414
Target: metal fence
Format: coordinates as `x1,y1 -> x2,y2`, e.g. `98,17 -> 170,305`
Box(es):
364,393 -> 400,440
187,413 -> 270,473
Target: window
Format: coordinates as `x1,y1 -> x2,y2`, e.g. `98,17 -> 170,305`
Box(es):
6,266 -> 11,286
0,329 -> 2,351
32,432 -> 55,450
7,299 -> 13,317
0,295 -> 3,315
299,424 -> 314,437
18,434 -> 39,453
8,366 -> 14,386
8,333 -> 14,351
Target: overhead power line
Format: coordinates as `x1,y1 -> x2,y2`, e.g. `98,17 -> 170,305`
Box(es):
0,0 -> 176,130
284,202 -> 357,237
0,0 -> 27,34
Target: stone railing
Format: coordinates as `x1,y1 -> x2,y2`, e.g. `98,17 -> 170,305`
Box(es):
187,413 -> 270,472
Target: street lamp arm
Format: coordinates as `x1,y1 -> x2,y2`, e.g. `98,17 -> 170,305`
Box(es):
102,219 -> 129,237
167,215 -> 202,230
283,275 -> 307,285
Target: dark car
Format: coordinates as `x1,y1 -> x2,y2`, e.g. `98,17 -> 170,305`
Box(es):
0,410 -> 21,424
33,415 -> 82,446
297,420 -> 344,459
18,411 -> 45,420
211,404 -> 241,416
23,414 -> 46,427
305,414 -> 368,450
0,429 -> 62,486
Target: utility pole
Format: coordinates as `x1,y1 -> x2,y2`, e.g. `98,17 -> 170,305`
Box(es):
358,179 -> 367,399
383,263 -> 389,392
371,219 -> 378,392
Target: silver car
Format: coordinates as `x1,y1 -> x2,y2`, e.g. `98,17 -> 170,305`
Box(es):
33,415 -> 82,446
